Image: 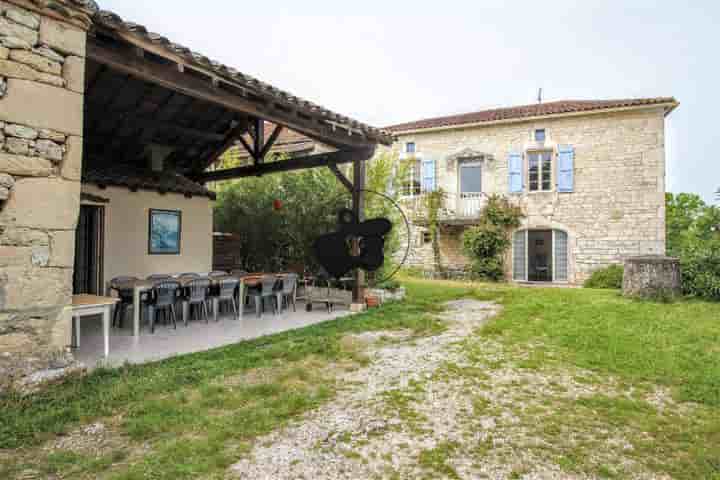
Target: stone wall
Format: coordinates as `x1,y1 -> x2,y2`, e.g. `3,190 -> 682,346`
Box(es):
388,107 -> 668,284
0,0 -> 92,389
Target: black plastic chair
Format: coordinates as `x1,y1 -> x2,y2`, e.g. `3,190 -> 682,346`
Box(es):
110,276 -> 138,328
148,280 -> 181,333
249,275 -> 278,317
184,278 -> 211,324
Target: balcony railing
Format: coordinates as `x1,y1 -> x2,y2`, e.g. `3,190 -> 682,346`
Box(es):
398,192 -> 487,223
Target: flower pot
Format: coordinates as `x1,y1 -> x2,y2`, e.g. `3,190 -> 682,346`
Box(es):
365,295 -> 380,308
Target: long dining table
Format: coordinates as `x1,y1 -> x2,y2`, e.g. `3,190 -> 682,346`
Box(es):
107,273 -> 292,338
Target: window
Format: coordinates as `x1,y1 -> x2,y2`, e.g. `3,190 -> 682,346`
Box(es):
460,164 -> 482,194
534,129 -> 546,143
422,231 -> 432,244
527,151 -> 553,192
406,142 -> 416,154
400,158 -> 422,196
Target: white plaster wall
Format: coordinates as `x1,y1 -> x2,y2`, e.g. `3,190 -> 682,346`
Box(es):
81,184 -> 213,288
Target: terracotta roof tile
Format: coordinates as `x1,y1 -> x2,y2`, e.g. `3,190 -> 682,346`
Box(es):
386,97 -> 678,133
83,164 -> 216,199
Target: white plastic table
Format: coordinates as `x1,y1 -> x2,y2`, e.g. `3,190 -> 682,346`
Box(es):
71,295 -> 119,358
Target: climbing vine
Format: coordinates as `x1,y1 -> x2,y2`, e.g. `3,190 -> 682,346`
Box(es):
424,189 -> 446,274
462,195 -> 524,281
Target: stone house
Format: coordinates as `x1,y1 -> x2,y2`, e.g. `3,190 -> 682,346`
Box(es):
0,0 -> 390,388
385,98 -> 678,284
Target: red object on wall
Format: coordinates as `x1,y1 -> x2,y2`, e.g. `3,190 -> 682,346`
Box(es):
273,199 -> 283,211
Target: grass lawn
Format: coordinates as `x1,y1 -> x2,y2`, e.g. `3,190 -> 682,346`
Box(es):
0,278 -> 718,479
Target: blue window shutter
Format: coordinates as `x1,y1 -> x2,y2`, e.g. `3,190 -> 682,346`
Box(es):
422,157 -> 436,192
557,145 -> 575,192
508,152 -> 523,193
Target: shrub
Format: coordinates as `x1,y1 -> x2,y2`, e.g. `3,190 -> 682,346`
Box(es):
461,195 -> 524,282
584,264 -> 624,289
467,256 -> 505,281
680,247 -> 720,301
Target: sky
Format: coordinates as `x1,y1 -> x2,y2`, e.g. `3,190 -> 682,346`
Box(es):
98,0 -> 720,203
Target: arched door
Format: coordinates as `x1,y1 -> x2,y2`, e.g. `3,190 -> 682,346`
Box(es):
513,229 -> 569,282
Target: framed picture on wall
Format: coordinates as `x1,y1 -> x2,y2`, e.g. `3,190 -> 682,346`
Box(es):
148,209 -> 182,255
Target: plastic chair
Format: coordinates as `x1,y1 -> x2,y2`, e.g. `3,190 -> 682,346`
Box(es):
215,277 -> 240,319
184,278 -> 211,324
147,274 -> 172,281
249,275 -> 278,317
148,280 -> 181,333
110,276 -> 138,328
278,273 -> 298,312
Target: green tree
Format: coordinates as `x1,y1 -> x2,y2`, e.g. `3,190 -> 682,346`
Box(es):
213,151 -> 402,282
666,193 -> 720,256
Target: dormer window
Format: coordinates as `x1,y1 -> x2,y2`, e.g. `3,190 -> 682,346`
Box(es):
406,142 -> 416,154
534,129 -> 546,143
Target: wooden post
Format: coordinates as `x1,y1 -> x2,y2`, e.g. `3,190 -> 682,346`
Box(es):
352,156 -> 366,304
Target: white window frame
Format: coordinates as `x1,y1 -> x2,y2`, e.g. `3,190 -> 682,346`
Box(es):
398,154 -> 423,199
458,161 -> 483,198
526,149 -> 554,192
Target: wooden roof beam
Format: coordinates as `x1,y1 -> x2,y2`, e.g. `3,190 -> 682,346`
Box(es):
87,39 -> 378,150
197,147 -> 375,183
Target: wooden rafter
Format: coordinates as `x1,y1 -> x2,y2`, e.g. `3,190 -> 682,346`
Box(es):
258,125 -> 284,160
87,40 -> 379,150
197,147 -> 375,182
328,163 -> 353,192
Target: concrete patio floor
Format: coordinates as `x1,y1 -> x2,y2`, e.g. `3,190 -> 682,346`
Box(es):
74,305 -> 351,368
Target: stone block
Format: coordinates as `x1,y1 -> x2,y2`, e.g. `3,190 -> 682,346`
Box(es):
0,58 -> 39,81
4,136 -> 29,155
0,36 -> 32,49
31,245 -> 49,266
4,123 -> 38,139
0,17 -> 39,47
0,245 -> 31,267
39,128 -> 66,143
0,172 -> 13,187
0,45 -> 8,60
62,55 -> 83,93
0,227 -> 49,246
0,79 -> 83,135
0,177 -> 80,229
50,306 -> 73,350
32,45 -> 64,63
61,135 -> 82,180
39,17 -> 85,57
49,230 -> 75,267
6,7 -> 40,30
36,71 -> 65,88
0,152 -> 53,176
35,139 -> 63,162
2,265 -> 72,309
9,49 -> 62,75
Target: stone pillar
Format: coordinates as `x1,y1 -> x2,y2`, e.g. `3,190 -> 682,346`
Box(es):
622,256 -> 681,300
0,0 -> 96,389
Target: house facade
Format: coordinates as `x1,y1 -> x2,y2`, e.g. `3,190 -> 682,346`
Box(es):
386,98 -> 678,284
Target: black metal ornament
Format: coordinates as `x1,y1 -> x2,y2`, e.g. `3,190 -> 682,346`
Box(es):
312,209 -> 392,279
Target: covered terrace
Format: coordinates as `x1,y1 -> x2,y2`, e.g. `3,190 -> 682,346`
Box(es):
72,7 -> 394,365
